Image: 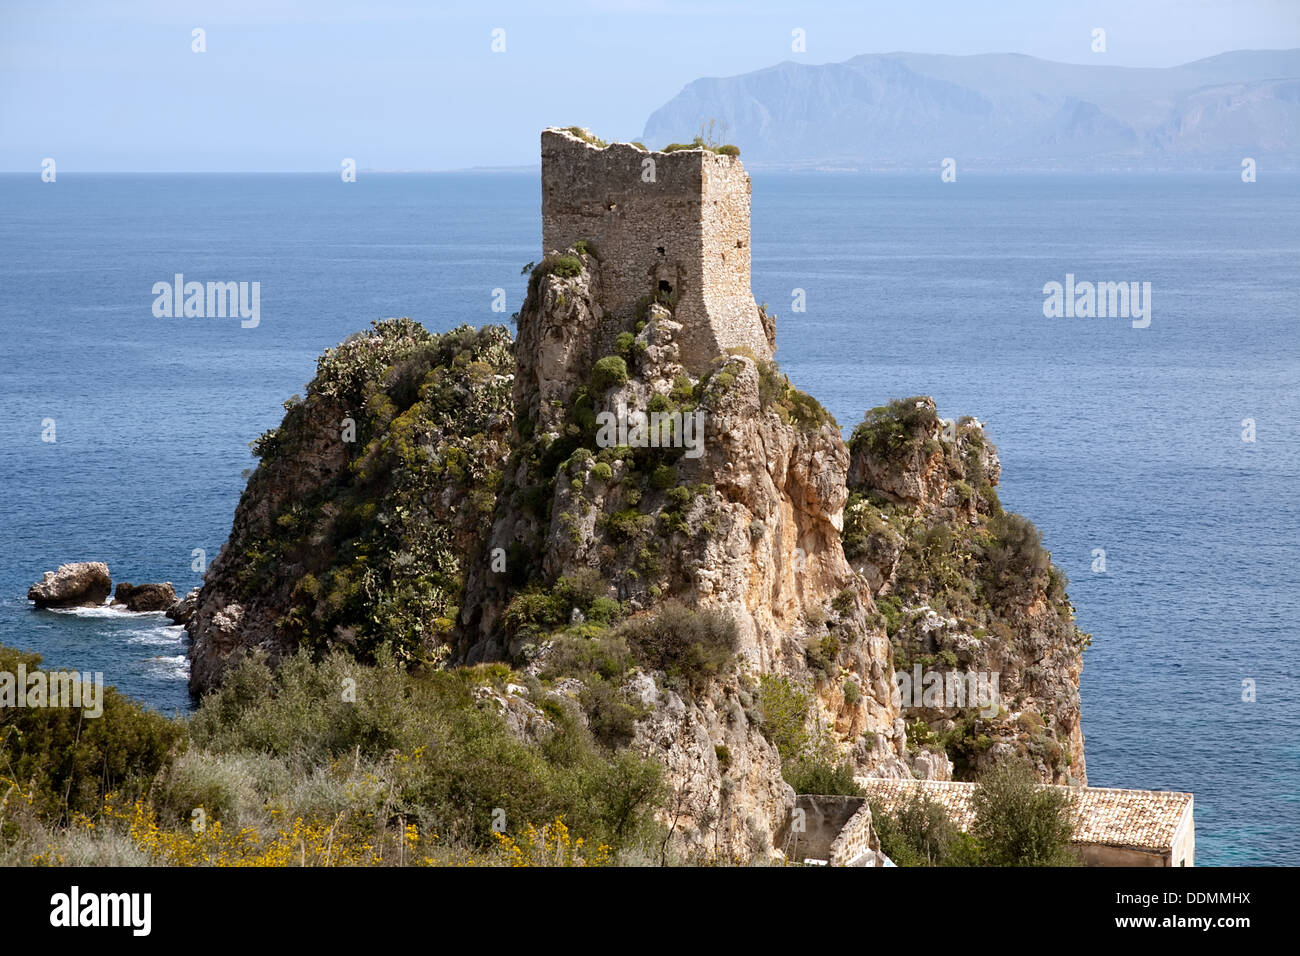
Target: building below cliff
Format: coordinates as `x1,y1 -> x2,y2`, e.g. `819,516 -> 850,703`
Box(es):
860,778 -> 1195,867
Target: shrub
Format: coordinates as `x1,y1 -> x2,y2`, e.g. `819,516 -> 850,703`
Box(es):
850,397 -> 939,460
591,356 -> 629,392
543,632 -> 633,682
563,127 -> 608,147
605,509 -> 648,541
585,596 -> 622,626
154,750 -> 289,830
981,511 -> 1051,602
877,595 -> 904,635
614,601 -> 738,694
660,137 -> 740,156
552,568 -> 606,611
1047,565 -> 1069,605
0,645 -> 185,822
872,790 -> 973,866
669,375 -> 695,406
805,633 -> 841,680
528,254 -> 584,298
782,758 -> 863,796
502,589 -> 565,640
971,760 -> 1078,866
189,649 -> 665,852
579,680 -> 644,749
905,719 -> 941,752
649,464 -> 677,490
755,675 -> 811,761
751,358 -> 834,431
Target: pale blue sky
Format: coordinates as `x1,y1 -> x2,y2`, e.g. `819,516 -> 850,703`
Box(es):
2,0 -> 1297,171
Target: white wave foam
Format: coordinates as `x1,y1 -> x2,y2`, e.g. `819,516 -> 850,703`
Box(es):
127,626 -> 185,647
146,655 -> 190,680
41,602 -> 167,620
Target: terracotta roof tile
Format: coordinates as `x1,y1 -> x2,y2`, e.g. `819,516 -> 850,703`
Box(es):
859,778 -> 1192,850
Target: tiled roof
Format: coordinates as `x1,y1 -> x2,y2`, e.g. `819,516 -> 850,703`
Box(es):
859,778 -> 1192,851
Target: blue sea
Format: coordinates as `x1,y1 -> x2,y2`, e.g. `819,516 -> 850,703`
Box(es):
1,171 -> 1296,865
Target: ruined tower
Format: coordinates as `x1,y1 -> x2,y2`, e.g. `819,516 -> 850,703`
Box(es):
540,127 -> 774,375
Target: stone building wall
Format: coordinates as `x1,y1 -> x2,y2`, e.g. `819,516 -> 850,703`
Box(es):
540,127 -> 772,375
775,795 -> 887,866
827,802 -> 882,866
777,795 -> 864,863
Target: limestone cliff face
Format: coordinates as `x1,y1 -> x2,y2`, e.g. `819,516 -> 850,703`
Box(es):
453,252 -> 914,856
843,398 -> 1089,785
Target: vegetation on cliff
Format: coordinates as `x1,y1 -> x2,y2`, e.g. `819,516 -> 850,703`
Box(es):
843,397 -> 1090,784
2,647 -> 664,866
221,319 -> 514,668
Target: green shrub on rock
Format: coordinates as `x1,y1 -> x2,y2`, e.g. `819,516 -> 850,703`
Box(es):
591,356 -> 629,392
0,645 -> 184,822
614,601 -> 738,694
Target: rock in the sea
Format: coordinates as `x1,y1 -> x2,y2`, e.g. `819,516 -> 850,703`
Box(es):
165,587 -> 200,627
113,581 -> 178,612
27,562 -> 112,608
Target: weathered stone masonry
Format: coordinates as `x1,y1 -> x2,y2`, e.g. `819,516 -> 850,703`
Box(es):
540,127 -> 773,375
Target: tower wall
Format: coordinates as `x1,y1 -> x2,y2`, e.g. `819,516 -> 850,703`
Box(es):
540,127 -> 772,374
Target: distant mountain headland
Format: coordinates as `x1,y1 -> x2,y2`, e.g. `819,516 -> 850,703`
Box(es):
643,49 -> 1300,171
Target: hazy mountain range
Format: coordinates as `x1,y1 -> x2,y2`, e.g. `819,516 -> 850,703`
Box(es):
642,50 -> 1300,171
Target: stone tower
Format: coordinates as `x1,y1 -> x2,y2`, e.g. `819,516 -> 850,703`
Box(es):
540,127 -> 773,375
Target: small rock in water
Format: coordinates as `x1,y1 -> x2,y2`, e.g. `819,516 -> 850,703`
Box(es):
165,587 -> 201,627
27,562 -> 112,608
113,581 -> 178,612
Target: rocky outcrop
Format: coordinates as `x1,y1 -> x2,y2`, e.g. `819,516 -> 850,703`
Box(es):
113,582 -> 178,612
165,587 -> 200,627
184,139 -> 1092,860
467,260 -> 905,754
186,320 -> 514,694
448,251 -> 917,858
186,243 -> 1093,858
843,397 -> 1088,784
27,562 -> 112,608
627,672 -> 793,862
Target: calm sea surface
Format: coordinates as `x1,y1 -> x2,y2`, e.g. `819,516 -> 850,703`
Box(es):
1,171 -> 1296,865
